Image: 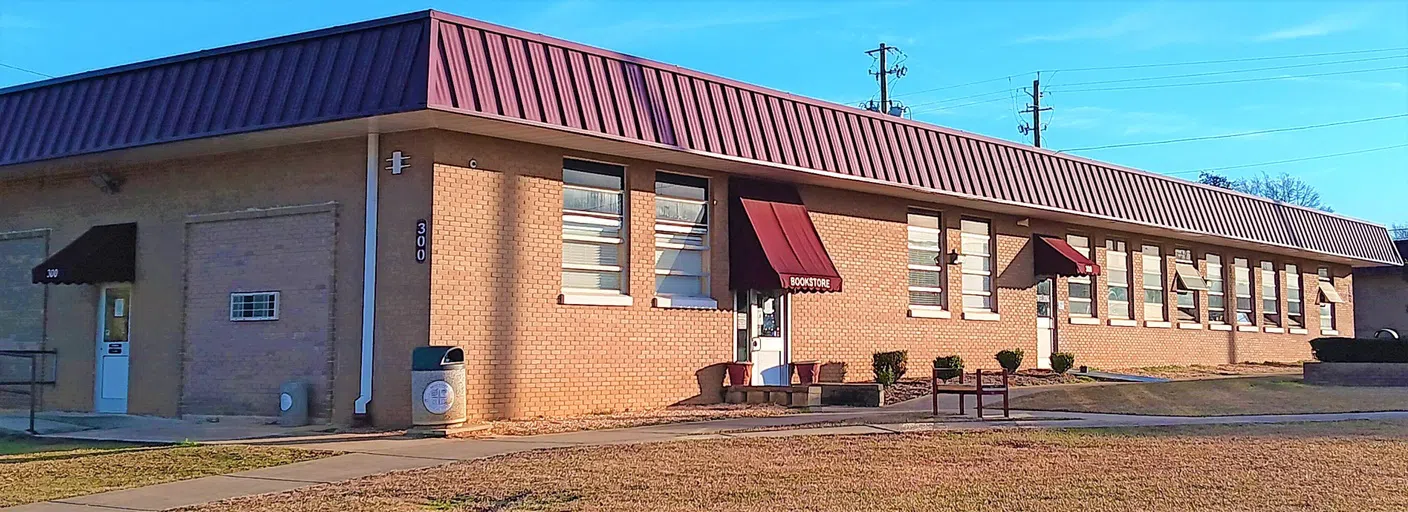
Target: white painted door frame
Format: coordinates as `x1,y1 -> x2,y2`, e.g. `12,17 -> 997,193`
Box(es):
95,284 -> 132,413
1035,277 -> 1054,370
743,290 -> 790,385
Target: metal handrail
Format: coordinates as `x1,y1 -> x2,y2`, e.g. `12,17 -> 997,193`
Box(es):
0,350 -> 57,434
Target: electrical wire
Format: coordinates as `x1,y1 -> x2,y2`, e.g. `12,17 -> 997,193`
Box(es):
909,96 -> 1012,115
1049,65 -> 1408,94
1046,46 -> 1408,73
0,62 -> 53,78
1049,54 -> 1407,88
1165,143 -> 1408,176
1059,113 -> 1408,152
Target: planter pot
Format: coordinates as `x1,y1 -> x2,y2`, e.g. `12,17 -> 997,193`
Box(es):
934,367 -> 962,382
727,362 -> 753,386
793,361 -> 820,384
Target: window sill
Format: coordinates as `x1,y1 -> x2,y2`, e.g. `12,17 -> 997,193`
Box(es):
1210,323 -> 1233,331
909,306 -> 951,319
1178,323 -> 1203,330
1145,321 -> 1172,328
963,311 -> 1001,322
1069,317 -> 1100,325
1237,325 -> 1258,333
1108,319 -> 1137,327
1322,329 -> 1339,336
1263,326 -> 1285,334
1289,328 -> 1309,335
560,293 -> 634,307
653,296 -> 717,309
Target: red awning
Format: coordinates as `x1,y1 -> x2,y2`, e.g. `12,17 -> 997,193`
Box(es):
734,198 -> 843,292
1034,235 -> 1100,277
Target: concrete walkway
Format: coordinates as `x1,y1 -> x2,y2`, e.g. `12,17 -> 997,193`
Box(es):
10,403 -> 1408,512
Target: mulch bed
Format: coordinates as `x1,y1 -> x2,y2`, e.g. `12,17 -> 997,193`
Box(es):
883,370 -> 1093,405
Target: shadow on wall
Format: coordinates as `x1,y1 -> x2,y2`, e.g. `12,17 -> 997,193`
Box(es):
997,237 -> 1037,291
673,362 -> 729,405
820,361 -> 848,383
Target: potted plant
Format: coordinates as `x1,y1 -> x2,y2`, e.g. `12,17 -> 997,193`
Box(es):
793,360 -> 821,384
933,355 -> 963,382
726,362 -> 753,386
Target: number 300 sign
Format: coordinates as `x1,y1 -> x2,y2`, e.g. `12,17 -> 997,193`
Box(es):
415,219 -> 428,263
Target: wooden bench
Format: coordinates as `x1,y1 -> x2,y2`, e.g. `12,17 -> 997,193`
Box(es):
931,368 -> 1009,418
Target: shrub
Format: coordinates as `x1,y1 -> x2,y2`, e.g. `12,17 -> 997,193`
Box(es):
933,355 -> 963,381
1051,352 -> 1076,374
1310,337 -> 1408,363
995,349 -> 1024,373
873,350 -> 909,386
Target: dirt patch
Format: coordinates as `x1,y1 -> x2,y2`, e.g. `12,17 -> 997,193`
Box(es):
187,420 -> 1408,512
1111,361 -> 1302,380
884,370 -> 1095,405
457,404 -> 794,437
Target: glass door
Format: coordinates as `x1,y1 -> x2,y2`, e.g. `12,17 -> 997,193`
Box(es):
95,285 -> 131,413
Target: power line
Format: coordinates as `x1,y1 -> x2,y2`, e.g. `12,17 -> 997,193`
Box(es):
1050,54 -> 1408,88
1060,113 -> 1408,152
1048,65 -> 1408,94
889,74 -> 1025,99
909,96 -> 1012,115
1047,46 -> 1408,73
0,62 -> 53,78
905,87 -> 1022,109
1165,143 -> 1408,176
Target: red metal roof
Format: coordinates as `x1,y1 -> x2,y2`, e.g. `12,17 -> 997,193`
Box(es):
0,10 -> 1398,266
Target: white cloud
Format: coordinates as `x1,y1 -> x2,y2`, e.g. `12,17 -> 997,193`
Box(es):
1012,6 -> 1208,47
1254,12 -> 1366,41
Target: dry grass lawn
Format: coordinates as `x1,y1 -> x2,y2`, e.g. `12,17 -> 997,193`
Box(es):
462,404 -> 793,437
1114,361 -> 1302,380
190,420 -> 1408,512
0,436 -> 331,507
1011,375 -> 1408,416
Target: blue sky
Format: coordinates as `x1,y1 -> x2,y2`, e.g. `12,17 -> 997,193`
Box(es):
2,1 -> 1405,225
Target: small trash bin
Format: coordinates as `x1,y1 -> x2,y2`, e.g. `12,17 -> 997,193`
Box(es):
411,346 -> 467,427
278,380 -> 309,427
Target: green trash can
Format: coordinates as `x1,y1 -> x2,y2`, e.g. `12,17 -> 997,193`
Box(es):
411,346 -> 467,427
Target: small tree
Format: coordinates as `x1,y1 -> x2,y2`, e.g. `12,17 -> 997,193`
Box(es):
872,351 -> 908,387
933,355 -> 963,382
995,349 -> 1024,373
1051,352 -> 1076,374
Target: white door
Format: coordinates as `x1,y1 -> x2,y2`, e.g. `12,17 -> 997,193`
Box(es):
1035,278 -> 1054,370
747,290 -> 789,385
95,286 -> 131,413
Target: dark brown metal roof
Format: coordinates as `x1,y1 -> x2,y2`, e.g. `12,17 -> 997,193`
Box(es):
0,11 -> 1398,266
424,11 -> 1400,266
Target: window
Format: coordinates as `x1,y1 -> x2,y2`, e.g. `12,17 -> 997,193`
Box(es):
1105,239 -> 1131,319
1067,234 -> 1093,317
562,159 -> 626,295
1286,264 -> 1303,328
1174,248 -> 1198,322
1141,244 -> 1165,321
960,218 -> 993,311
1261,261 -> 1280,326
230,292 -> 279,321
1207,254 -> 1226,324
1233,258 -> 1253,325
1318,267 -> 1335,330
907,210 -> 946,310
654,172 -> 710,300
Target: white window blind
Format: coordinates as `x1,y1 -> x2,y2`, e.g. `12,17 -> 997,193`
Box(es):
1261,261 -> 1280,326
1141,245 -> 1165,321
1106,239 -> 1131,319
1286,264 -> 1303,327
1068,234 -> 1093,317
907,210 -> 945,309
654,172 -> 710,299
563,159 -> 626,294
960,219 -> 993,311
1207,253 -> 1226,324
1318,267 -> 1334,330
1234,258 -> 1253,325
1174,248 -> 1197,322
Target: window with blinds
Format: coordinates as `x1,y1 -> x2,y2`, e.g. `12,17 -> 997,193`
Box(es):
1234,258 -> 1253,325
1318,267 -> 1335,330
907,210 -> 945,310
562,159 -> 626,294
1141,245 -> 1165,322
1261,261 -> 1280,326
654,172 -> 710,299
1105,239 -> 1131,319
1067,234 -> 1093,317
960,218 -> 993,311
1174,248 -> 1198,322
1207,253 -> 1226,324
1286,264 -> 1303,327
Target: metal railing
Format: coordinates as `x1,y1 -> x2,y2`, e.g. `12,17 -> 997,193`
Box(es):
0,350 -> 57,434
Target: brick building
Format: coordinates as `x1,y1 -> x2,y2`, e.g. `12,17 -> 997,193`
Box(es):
0,11 -> 1400,427
1353,240 -> 1408,339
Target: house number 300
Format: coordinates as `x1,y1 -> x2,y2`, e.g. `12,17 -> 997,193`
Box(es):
415,219 -> 428,263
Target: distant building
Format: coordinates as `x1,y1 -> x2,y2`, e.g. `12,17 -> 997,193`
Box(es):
1353,240 -> 1408,339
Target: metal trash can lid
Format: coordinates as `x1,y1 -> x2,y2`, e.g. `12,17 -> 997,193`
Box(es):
412,346 -> 465,370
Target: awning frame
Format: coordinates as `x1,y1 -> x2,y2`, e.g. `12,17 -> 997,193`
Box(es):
1033,235 -> 1101,277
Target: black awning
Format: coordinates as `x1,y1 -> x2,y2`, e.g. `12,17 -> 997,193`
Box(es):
32,223 -> 137,285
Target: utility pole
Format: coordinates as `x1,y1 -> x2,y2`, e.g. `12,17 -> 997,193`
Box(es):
1018,78 -> 1052,147
864,43 -> 907,116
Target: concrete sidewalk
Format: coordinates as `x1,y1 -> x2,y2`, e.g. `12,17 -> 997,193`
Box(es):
10,405 -> 1408,512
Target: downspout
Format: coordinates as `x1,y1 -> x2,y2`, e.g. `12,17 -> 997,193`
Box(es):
355,132 -> 379,417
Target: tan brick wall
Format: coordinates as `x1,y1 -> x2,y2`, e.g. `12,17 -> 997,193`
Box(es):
182,207 -> 336,418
